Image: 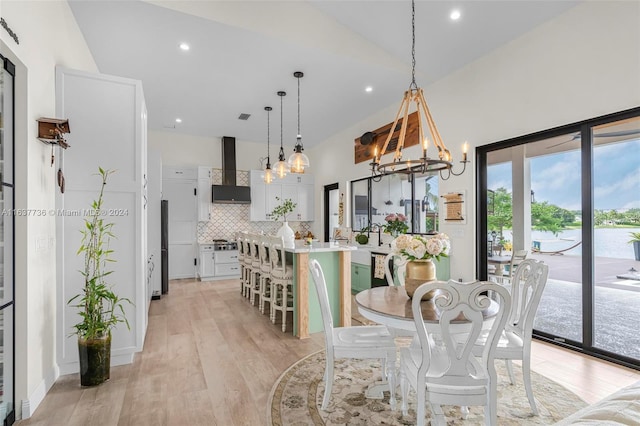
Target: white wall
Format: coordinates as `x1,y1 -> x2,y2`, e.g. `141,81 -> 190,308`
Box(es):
149,129 -> 268,171
309,1 -> 640,280
0,0 -> 97,418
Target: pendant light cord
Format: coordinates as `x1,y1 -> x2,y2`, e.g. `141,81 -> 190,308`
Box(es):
297,76 -> 301,137
409,0 -> 417,91
266,107 -> 271,163
279,91 -> 285,160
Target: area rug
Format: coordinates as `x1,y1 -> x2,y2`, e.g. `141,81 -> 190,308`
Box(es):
267,350 -> 588,425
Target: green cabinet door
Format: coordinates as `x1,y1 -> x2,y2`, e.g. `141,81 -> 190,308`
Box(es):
351,263 -> 371,294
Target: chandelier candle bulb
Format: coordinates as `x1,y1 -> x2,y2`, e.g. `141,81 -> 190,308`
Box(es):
463,142 -> 468,162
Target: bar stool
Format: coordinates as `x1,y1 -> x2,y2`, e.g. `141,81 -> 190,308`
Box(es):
249,234 -> 262,306
257,235 -> 272,314
241,234 -> 253,299
267,235 -> 294,332
236,231 -> 246,295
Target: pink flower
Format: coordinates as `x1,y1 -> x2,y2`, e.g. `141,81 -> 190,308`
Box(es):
385,213 -> 397,222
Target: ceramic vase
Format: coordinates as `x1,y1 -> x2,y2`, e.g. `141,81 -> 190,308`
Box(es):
404,259 -> 437,300
276,221 -> 295,249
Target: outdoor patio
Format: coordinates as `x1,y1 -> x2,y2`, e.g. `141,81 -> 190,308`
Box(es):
525,252 -> 640,360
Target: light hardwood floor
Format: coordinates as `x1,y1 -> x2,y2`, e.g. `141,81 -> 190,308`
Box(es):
18,278 -> 640,426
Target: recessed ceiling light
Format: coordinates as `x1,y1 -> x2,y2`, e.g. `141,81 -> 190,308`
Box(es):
450,9 -> 461,21
365,86 -> 373,93
179,43 -> 190,51
175,118 -> 182,123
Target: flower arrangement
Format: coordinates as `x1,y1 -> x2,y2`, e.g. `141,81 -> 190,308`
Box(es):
391,233 -> 450,261
270,197 -> 297,222
383,213 -> 408,236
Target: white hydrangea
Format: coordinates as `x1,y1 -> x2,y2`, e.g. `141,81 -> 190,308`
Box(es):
391,233 -> 450,260
392,234 -> 413,251
406,238 -> 427,259
426,237 -> 444,256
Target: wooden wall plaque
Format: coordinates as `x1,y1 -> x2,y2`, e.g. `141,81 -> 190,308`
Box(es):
354,111 -> 419,164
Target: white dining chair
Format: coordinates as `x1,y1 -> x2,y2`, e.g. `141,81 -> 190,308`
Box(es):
384,252 -> 407,287
475,258 -> 549,415
309,259 -> 398,410
503,249 -> 528,283
399,279 -> 511,426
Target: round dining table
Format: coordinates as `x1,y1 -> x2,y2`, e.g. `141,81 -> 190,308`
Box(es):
355,286 -> 500,332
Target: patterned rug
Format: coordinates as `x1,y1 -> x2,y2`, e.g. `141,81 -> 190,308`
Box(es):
267,350 -> 588,425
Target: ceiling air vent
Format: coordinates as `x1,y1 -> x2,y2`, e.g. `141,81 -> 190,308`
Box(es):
238,113 -> 251,120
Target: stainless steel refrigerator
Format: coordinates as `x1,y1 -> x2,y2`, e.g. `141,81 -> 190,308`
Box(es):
161,199 -> 169,294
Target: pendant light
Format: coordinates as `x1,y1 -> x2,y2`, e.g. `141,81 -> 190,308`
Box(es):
369,0 -> 468,181
262,106 -> 274,184
273,91 -> 290,179
288,71 -> 310,174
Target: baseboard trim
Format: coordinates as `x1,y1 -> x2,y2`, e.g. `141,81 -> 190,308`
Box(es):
58,350 -> 136,376
21,365 -> 59,419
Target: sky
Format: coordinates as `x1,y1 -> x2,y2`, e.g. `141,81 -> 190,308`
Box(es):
488,138 -> 640,211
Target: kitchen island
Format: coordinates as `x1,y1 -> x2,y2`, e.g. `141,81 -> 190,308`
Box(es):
285,242 -> 357,339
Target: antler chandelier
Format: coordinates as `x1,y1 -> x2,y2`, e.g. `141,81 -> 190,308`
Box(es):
370,0 -> 468,181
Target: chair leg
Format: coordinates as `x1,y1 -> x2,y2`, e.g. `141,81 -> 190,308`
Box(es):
431,403 -> 445,426
386,356 -> 396,410
270,283 -> 278,324
321,353 -> 334,410
399,369 -> 409,416
416,377 -> 426,426
461,405 -> 469,419
522,353 -> 539,415
505,359 -> 515,384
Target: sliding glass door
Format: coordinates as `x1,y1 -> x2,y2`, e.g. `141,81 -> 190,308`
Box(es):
592,116 -> 640,360
478,107 -> 640,368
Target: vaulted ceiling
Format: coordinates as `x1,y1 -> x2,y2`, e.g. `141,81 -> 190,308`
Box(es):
69,0 -> 580,148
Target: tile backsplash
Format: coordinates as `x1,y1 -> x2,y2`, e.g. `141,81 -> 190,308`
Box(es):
197,168 -> 311,242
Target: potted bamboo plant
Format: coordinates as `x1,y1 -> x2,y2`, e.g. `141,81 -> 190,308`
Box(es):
68,168 -> 131,386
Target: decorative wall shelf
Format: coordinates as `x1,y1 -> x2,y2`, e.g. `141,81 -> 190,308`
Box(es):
36,117 -> 70,148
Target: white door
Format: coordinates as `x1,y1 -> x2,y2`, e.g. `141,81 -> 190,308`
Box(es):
163,179 -> 197,278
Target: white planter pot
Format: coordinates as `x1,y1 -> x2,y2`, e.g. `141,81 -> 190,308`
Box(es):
276,221 -> 295,249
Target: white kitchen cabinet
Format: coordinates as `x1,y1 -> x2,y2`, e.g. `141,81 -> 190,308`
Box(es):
250,170 -> 314,222
197,166 -> 211,222
199,244 -> 216,279
56,67 -> 147,373
249,170 -> 268,221
296,180 -> 315,221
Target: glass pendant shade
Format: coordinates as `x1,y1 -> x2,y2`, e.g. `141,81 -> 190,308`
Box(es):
263,166 -> 274,184
274,157 -> 290,179
288,136 -> 309,173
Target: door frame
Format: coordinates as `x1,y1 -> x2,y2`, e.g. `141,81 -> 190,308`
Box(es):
476,106 -> 640,370
323,182 -> 339,242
